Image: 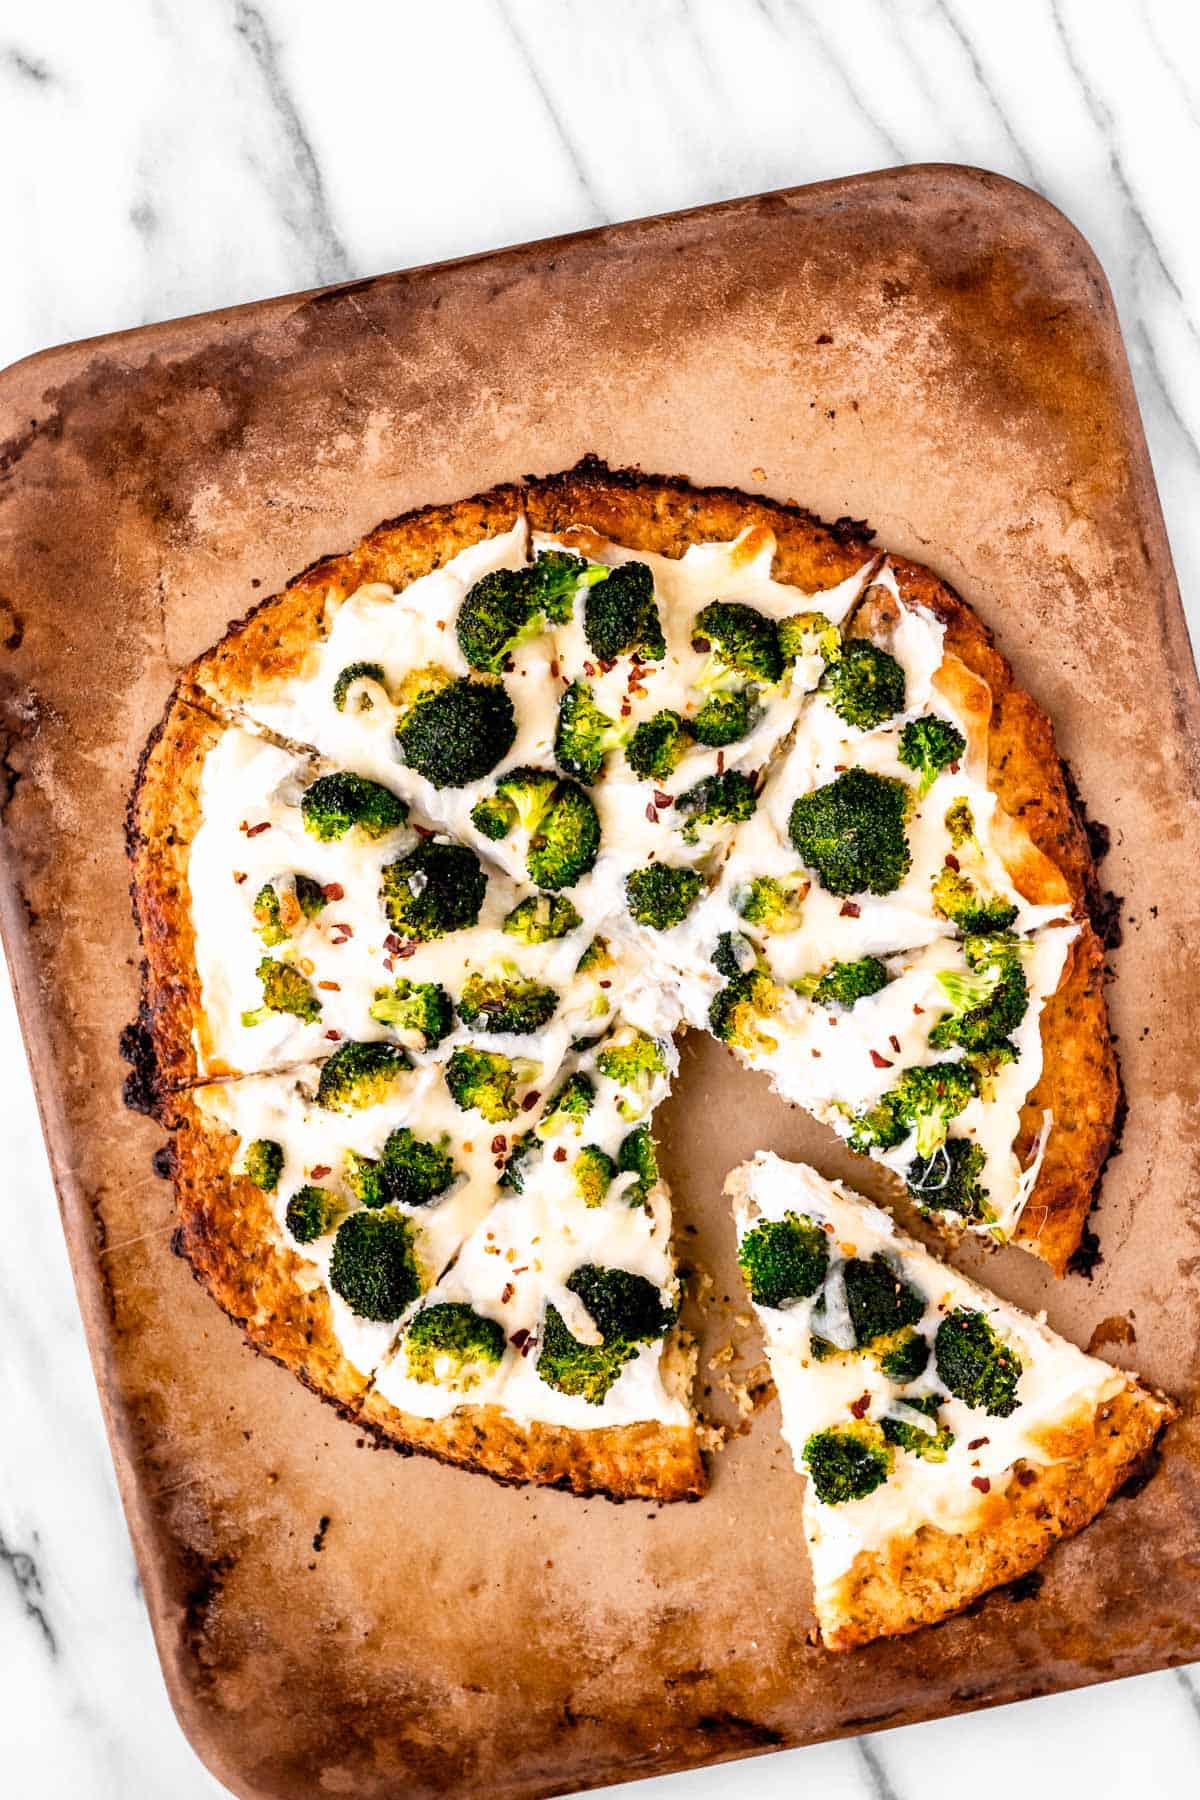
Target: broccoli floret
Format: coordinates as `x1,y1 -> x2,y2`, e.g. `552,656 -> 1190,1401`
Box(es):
528,549 -> 611,621
455,568 -> 542,673
692,600 -> 783,684
332,660 -> 387,712
575,935 -> 612,973
345,1127 -> 457,1209
368,979 -> 454,1049
877,1329 -> 931,1382
537,1264 -> 676,1402
380,841 -> 487,941
316,1039 -> 411,1112
928,937 -> 1029,1056
624,864 -> 703,930
329,1210 -> 421,1322
848,1060 -> 979,1157
789,768 -> 911,896
737,872 -> 808,934
906,1137 -> 991,1222
935,1308 -> 1024,1417
708,971 -> 783,1055
595,1032 -> 667,1118
251,873 -> 326,946
488,766 -> 558,835
501,893 -> 582,943
469,795 -> 513,839
738,1212 -> 829,1308
574,1144 -> 617,1207
527,781 -> 600,891
882,1396 -> 954,1461
802,1423 -> 892,1504
945,798 -> 976,849
396,675 -> 517,787
969,1040 -> 1018,1097
499,1130 -> 537,1192
616,1124 -> 658,1206
898,714 -> 966,795
285,1183 -> 344,1245
931,867 -> 1018,935
625,710 -> 694,781
537,1071 -> 595,1136
778,610 -> 841,663
444,1047 -> 522,1121
796,956 -> 889,1009
301,772 -> 407,841
823,638 -> 906,730
243,1138 -> 283,1191
403,1302 -> 507,1385
675,770 -> 757,844
712,930 -> 758,978
457,972 -> 559,1034
843,1253 -> 925,1347
554,681 -> 625,782
692,688 -> 757,747
583,561 -> 665,662
240,957 -> 321,1027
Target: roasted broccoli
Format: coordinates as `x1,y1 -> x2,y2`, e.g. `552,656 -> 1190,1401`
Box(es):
243,1138 -> 283,1191
929,936 -> 1029,1056
583,561 -> 665,662
456,554 -> 597,673
789,768 -> 911,896
796,956 -> 889,1009
624,864 -> 703,929
737,872 -> 808,934
708,970 -> 783,1055
906,1136 -> 991,1222
554,681 -> 625,782
692,600 -> 783,684
625,710 -> 694,781
537,1264 -> 676,1403
595,1033 -> 667,1118
843,1253 -> 925,1347
931,867 -> 1018,935
285,1183 -> 344,1245
616,1124 -> 658,1206
499,1130 -> 537,1192
301,772 -> 408,842
403,1301 -> 507,1385
380,840 -> 487,941
898,714 -> 966,795
692,687 -> 757,747
537,1071 -> 595,1136
934,1308 -> 1024,1416
368,978 -> 454,1049
316,1039 -> 411,1111
881,1396 -> 954,1462
778,610 -> 841,663
395,675 -> 517,786
444,1047 -> 522,1121
457,971 -> 560,1035
474,768 -> 600,890
332,660 -> 387,712
822,638 -> 906,731
574,1144 -> 617,1207
945,797 -> 976,849
329,1209 -> 421,1321
575,935 -> 612,973
802,1423 -> 892,1504
848,1060 -> 979,1157
501,892 -> 582,943
877,1329 -> 931,1382
738,1212 -> 829,1308
251,873 -> 326,945
712,930 -> 759,977
345,1126 -> 457,1209
240,957 -> 321,1028
675,770 -> 757,844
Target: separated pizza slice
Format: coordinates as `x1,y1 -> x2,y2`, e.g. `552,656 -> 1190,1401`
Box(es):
727,1154 -> 1174,1651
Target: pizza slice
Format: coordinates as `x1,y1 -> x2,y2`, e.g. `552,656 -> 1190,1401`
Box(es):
727,1153 -> 1174,1650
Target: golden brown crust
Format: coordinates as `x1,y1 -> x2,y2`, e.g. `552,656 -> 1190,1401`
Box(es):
819,1382 -> 1176,1651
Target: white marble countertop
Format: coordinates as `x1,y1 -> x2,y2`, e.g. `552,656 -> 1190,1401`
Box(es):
2,3 -> 1199,1796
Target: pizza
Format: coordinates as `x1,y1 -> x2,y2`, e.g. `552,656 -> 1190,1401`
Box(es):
728,1155 -> 1174,1649
127,458 -> 1161,1561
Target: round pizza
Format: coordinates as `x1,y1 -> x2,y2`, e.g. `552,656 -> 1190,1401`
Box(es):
126,458 -> 1170,1637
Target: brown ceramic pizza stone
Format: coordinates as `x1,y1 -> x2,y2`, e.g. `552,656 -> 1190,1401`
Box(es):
0,165 -> 1198,1800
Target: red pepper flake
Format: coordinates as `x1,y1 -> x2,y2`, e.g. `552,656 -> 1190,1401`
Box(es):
716,750 -> 725,773
330,921 -> 353,937
869,1049 -> 893,1069
968,1437 -> 990,1451
244,821 -> 271,838
384,933 -> 404,954
833,763 -> 848,773
325,1029 -> 342,1041
317,980 -> 341,991
811,1048 -> 822,1058
550,660 -> 560,679
509,1328 -> 532,1354
599,658 -> 616,674
645,802 -> 658,823
553,1146 -> 567,1163
500,1282 -> 516,1305
888,1034 -> 901,1055
620,701 -> 632,718
849,1393 -> 871,1419
653,790 -> 673,809
598,979 -> 612,990
827,1014 -> 839,1026
310,1165 -> 331,1180
693,635 -> 711,654
840,900 -> 861,918
583,661 -> 596,678
949,761 -> 960,774
520,1090 -> 540,1112
944,853 -> 960,872
971,1476 -> 991,1494
490,1135 -> 507,1155
913,1004 -> 925,1015
233,871 -> 248,885
1016,1468 -> 1037,1487
414,824 -> 436,839
512,1266 -> 528,1275
382,957 -> 394,973
393,942 -> 418,961
322,883 -> 345,902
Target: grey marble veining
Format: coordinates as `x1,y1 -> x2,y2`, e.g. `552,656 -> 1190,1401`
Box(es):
2,2 -> 1199,1795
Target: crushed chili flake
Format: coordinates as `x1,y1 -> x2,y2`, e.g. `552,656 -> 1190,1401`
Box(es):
849,1393 -> 871,1419
520,1090 -> 540,1112
322,883 -> 345,902
395,942 -> 418,960
244,821 -> 271,838
620,701 -> 632,717
550,660 -> 560,679
382,957 -> 394,973
553,1146 -> 567,1163
490,1136 -> 507,1155
329,921 -> 353,937
968,1437 -> 990,1451
971,1476 -> 991,1493
233,871 -> 247,885
653,790 -> 673,809
583,661 -> 596,677
693,635 -> 711,653
598,979 -> 612,990
324,1030 -> 342,1041
500,1282 -> 516,1305
512,1266 -> 528,1275
414,824 -> 436,839
839,900 -> 861,918
944,853 -> 960,872
716,750 -> 725,773
509,1328 -> 533,1354
888,1034 -> 901,1055
811,1048 -> 822,1058
309,1165 -> 331,1180
869,1049 -> 893,1069
949,761 -> 960,774
645,802 -> 658,823
317,980 -> 341,992
913,1004 -> 925,1015
599,658 -> 616,674
384,934 -> 404,955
